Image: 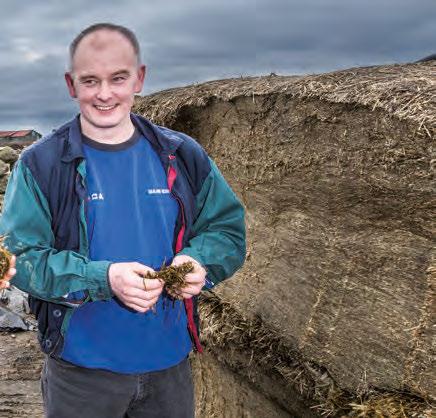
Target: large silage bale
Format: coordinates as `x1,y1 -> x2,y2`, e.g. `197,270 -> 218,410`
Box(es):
134,62 -> 435,417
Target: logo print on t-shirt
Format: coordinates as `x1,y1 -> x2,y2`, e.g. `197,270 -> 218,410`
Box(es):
147,188 -> 170,195
88,192 -> 105,201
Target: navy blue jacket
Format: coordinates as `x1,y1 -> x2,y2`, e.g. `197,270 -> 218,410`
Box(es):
0,114 -> 246,357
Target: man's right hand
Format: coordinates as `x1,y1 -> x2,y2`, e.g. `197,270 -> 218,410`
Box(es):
0,255 -> 16,290
108,262 -> 163,313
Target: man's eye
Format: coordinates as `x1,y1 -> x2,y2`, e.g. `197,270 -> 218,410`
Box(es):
83,79 -> 97,86
113,76 -> 126,83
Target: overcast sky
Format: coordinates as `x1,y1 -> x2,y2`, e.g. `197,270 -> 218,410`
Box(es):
1,0 -> 435,134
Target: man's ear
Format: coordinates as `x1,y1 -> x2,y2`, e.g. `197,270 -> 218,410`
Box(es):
134,65 -> 146,93
65,72 -> 77,98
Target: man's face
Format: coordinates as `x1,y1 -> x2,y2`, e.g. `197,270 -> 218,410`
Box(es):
65,30 -> 145,135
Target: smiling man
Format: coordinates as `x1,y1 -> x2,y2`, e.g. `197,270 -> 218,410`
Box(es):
0,23 -> 246,418
65,28 -> 145,142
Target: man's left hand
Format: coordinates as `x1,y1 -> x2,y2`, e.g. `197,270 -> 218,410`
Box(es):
171,255 -> 206,299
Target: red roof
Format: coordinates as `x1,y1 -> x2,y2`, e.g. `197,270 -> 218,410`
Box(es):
0,130 -> 33,138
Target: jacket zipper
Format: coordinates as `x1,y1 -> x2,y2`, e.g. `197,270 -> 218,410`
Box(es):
167,154 -> 203,353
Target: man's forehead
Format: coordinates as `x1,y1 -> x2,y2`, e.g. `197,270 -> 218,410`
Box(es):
71,29 -> 138,72
76,29 -> 133,54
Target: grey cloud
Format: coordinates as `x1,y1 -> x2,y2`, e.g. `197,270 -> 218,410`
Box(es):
0,0 -> 435,133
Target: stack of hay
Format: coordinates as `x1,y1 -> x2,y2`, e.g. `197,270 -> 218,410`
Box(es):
0,147 -> 19,210
134,61 -> 435,417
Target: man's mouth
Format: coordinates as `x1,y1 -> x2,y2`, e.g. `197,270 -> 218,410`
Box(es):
94,104 -> 118,111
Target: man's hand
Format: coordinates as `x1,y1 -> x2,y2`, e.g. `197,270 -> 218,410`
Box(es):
0,255 -> 16,290
108,262 -> 163,313
171,255 -> 206,299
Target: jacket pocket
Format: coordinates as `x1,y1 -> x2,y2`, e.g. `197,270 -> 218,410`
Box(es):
29,295 -> 65,356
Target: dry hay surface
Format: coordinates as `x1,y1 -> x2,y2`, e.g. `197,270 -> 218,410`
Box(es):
134,62 -> 435,417
135,62 -> 435,139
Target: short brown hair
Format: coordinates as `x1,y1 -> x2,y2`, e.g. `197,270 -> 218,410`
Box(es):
69,23 -> 141,67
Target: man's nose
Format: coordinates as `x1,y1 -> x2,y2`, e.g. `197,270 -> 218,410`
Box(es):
96,81 -> 112,101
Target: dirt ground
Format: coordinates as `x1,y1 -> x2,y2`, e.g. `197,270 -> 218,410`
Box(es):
0,331 -> 295,418
0,332 -> 44,418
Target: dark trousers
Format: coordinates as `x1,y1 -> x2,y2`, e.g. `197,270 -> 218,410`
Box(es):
41,355 -> 195,418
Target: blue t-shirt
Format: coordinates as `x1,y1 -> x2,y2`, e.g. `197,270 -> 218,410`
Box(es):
60,130 -> 192,373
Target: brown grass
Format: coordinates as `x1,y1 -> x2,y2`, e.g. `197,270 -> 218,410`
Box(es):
134,62 -> 435,139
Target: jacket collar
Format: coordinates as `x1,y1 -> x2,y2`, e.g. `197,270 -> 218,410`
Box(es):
60,115 -> 84,163
61,113 -> 183,163
130,113 -> 183,156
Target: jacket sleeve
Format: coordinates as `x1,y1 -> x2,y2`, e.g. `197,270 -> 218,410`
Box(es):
178,158 -> 246,287
0,159 -> 112,303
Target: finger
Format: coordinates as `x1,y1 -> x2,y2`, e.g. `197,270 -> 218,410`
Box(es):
128,276 -> 162,291
125,302 -> 150,313
172,255 -> 204,270
141,278 -> 164,290
131,262 -> 155,277
0,282 -> 9,290
171,255 -> 191,266
184,273 -> 205,284
125,296 -> 157,310
144,288 -> 163,301
179,284 -> 202,296
9,256 -> 16,269
120,283 -> 163,301
123,288 -> 149,300
4,268 -> 16,281
191,262 -> 205,274
191,262 -> 205,271
166,288 -> 183,300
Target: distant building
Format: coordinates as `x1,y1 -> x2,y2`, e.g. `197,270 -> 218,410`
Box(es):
0,130 -> 41,148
